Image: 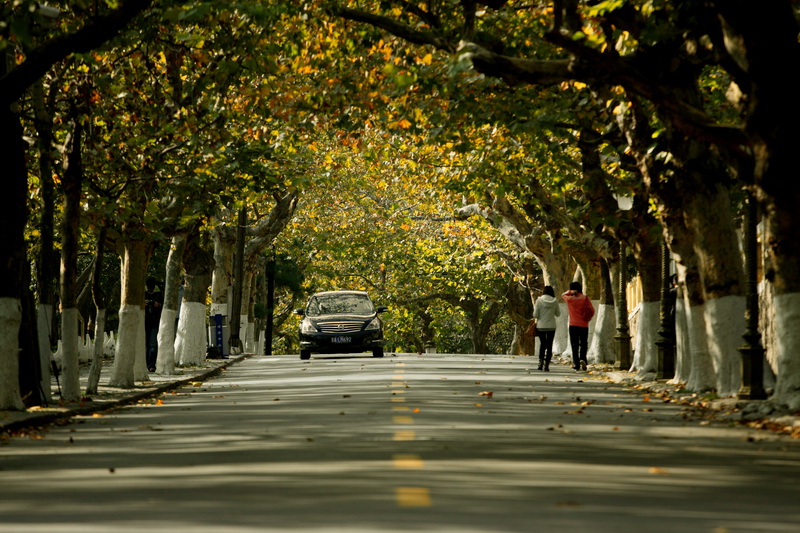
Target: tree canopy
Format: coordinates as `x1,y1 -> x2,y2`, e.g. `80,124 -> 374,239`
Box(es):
3,1 -> 800,411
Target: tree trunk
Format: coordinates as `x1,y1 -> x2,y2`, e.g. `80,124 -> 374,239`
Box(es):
588,259 -> 616,364
683,187 -> 745,396
210,228 -> 234,316
86,227 -> 108,395
458,298 -> 502,354
630,231 -> 662,376
714,0 -> 800,410
617,95 -> 744,394
176,230 -> 213,366
109,239 -> 148,388
506,277 -> 535,356
33,80 -> 57,403
59,114 -> 84,402
19,267 -> 44,407
0,99 -> 27,410
156,234 -> 187,374
228,208 -> 246,354
674,262 -> 716,393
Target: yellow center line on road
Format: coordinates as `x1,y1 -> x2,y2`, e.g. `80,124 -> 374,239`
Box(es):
393,430 -> 416,441
393,454 -> 424,469
396,487 -> 431,507
388,363 -> 429,509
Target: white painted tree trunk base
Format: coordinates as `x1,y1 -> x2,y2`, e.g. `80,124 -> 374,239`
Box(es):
175,302 -> 208,366
210,303 -> 227,317
0,298 -> 24,410
672,296 -> 690,384
773,292 -> 800,409
86,309 -> 107,394
156,308 -> 177,375
61,307 -> 81,402
684,302 -> 716,393
103,331 -> 116,358
243,317 -> 256,354
704,295 -> 745,396
632,301 -> 659,376
553,303 -> 569,356
588,304 -> 616,364
109,304 -> 141,388
79,335 -> 93,362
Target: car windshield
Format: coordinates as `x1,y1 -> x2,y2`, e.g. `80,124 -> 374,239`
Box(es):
306,293 -> 375,317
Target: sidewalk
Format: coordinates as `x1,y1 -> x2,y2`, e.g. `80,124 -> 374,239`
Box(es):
0,354 -> 251,434
600,365 -> 800,439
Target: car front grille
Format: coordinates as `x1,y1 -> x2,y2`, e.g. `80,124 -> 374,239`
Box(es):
317,321 -> 363,334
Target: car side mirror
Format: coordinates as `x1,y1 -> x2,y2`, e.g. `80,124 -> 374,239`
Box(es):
294,308 -> 305,316
376,306 -> 389,313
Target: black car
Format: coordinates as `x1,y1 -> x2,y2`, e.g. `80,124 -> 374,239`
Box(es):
295,291 -> 388,360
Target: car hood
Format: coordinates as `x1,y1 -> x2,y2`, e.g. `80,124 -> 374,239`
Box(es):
308,313 -> 377,322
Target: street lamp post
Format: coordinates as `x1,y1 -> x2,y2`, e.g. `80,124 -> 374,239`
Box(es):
738,193 -> 767,400
615,242 -> 632,371
655,240 -> 675,379
614,194 -> 633,372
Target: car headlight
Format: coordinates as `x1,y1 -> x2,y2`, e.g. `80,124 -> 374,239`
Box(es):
365,318 -> 381,331
300,320 -> 317,334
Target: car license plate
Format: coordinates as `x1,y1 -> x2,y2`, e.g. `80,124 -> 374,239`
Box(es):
332,336 -> 351,344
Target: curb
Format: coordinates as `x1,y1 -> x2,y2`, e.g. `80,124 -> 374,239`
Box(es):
1,354 -> 252,435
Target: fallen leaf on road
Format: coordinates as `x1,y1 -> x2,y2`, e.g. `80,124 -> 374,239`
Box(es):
557,501 -> 581,507
478,391 -> 493,397
649,467 -> 669,475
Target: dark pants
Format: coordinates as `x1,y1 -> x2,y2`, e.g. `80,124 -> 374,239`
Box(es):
538,330 -> 555,364
146,324 -> 159,370
569,325 -> 589,368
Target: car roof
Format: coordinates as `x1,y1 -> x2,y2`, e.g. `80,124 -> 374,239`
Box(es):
311,290 -> 370,297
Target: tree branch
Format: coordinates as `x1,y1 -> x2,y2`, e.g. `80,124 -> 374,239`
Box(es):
329,6 -> 455,52
0,0 -> 154,106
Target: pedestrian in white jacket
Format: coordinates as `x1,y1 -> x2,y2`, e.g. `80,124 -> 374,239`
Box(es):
533,286 -> 560,371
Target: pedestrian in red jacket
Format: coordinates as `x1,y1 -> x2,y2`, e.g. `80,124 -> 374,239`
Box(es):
562,282 -> 595,371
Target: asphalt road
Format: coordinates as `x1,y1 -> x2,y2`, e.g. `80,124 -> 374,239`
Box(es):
1,353 -> 799,533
